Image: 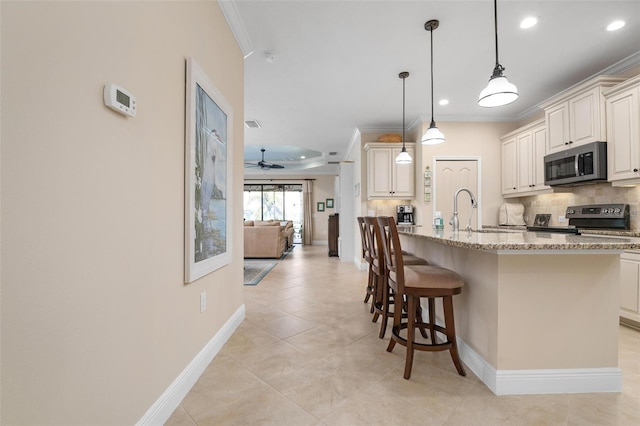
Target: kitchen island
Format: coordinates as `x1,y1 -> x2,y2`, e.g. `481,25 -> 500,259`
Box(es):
398,228 -> 640,395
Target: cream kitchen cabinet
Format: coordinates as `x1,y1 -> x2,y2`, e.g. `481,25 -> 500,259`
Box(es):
500,119 -> 550,197
541,76 -> 626,154
364,142 -> 415,199
621,250 -> 640,326
604,75 -> 640,185
501,136 -> 517,195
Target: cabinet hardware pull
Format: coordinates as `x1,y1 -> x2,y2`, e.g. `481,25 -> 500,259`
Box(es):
634,168 -> 639,173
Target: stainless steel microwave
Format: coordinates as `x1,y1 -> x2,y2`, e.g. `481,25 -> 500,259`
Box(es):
544,141 -> 607,186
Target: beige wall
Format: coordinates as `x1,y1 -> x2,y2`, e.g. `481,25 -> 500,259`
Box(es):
311,175 -> 336,242
1,2 -> 244,424
418,121 -> 517,227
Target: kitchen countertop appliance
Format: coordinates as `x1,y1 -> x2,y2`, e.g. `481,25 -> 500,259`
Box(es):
397,205 -> 414,225
526,203 -> 630,234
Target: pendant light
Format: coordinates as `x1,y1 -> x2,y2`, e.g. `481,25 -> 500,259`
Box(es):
422,19 -> 445,145
395,71 -> 412,164
478,0 -> 519,107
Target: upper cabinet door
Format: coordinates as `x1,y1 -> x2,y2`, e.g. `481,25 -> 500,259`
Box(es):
392,147 -> 415,197
367,148 -> 393,197
606,84 -> 640,182
532,124 -> 549,189
569,86 -> 603,146
516,132 -> 533,192
501,137 -> 518,195
546,102 -> 569,153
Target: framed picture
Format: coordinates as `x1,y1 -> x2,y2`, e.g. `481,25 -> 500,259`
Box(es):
317,202 -> 325,212
184,57 -> 233,283
326,198 -> 334,208
533,214 -> 551,227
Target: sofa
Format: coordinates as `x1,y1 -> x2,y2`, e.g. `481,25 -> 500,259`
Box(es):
244,220 -> 293,258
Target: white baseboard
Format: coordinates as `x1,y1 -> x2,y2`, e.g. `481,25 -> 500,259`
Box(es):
457,338 -> 622,395
421,306 -> 623,395
355,259 -> 368,271
136,304 -> 246,425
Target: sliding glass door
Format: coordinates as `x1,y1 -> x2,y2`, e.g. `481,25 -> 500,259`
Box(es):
244,184 -> 303,243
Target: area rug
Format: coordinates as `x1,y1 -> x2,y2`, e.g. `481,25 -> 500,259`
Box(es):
243,261 -> 278,286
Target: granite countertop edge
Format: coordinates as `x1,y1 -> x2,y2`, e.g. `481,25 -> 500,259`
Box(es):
399,229 -> 640,251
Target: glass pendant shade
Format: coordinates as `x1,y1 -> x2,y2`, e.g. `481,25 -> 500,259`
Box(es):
478,74 -> 518,107
421,121 -> 445,145
395,148 -> 412,164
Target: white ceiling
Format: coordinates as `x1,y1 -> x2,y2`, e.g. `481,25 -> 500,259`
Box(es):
226,0 -> 640,175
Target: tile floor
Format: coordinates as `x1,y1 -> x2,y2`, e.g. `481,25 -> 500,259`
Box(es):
167,245 -> 640,425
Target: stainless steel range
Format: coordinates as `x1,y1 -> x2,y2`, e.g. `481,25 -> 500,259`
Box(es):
526,203 -> 630,234
566,203 -> 630,230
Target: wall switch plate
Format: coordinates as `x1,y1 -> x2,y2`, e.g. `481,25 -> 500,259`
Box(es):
200,292 -> 207,313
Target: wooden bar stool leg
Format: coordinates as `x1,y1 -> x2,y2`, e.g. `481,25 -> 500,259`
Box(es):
404,295 -> 417,379
443,295 -> 466,376
386,291 -> 401,353
417,298 -> 429,339
428,297 -> 437,343
371,272 -> 381,322
379,278 -> 390,338
364,268 -> 374,303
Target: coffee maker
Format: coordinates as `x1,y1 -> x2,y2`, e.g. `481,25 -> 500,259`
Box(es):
396,205 -> 414,224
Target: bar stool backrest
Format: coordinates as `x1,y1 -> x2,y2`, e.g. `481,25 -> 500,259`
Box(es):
376,216 -> 405,294
356,217 -> 370,263
363,217 -> 385,278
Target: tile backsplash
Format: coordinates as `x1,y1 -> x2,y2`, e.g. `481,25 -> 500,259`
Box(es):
519,183 -> 640,230
366,199 -> 414,218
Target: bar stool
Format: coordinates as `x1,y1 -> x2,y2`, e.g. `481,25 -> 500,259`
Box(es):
357,217 -> 375,312
377,216 -> 466,380
364,217 -> 427,338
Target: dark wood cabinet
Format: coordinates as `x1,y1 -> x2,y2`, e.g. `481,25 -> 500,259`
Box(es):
328,214 -> 339,257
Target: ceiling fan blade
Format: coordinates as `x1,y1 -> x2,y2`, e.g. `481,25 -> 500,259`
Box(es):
246,148 -> 285,170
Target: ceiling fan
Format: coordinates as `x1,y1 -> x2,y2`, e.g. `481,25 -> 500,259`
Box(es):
244,148 -> 285,170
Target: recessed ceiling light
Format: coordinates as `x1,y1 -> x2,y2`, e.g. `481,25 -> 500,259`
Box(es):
520,17 -> 537,29
439,99 -> 449,106
607,20 -> 625,31
300,155 -> 306,159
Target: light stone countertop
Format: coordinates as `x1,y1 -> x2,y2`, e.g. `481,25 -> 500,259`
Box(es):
398,227 -> 640,252
481,224 -> 640,238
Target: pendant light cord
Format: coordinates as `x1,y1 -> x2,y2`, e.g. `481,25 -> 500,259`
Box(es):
430,27 -> 435,125
493,0 -> 500,67
402,76 -> 406,147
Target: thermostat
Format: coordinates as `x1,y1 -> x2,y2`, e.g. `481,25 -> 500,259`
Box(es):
103,83 -> 136,117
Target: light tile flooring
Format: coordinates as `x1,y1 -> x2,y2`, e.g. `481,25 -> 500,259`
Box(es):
167,245 -> 640,425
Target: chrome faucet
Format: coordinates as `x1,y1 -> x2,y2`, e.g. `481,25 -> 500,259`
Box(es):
450,188 -> 478,232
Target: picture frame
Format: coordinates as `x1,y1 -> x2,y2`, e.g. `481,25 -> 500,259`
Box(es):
326,198 -> 334,208
533,214 -> 551,227
184,57 -> 233,283
317,202 -> 325,212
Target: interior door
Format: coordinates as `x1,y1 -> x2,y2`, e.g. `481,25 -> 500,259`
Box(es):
435,160 -> 479,231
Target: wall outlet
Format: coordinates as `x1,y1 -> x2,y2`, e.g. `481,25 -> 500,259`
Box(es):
558,215 -> 567,223
200,292 -> 207,313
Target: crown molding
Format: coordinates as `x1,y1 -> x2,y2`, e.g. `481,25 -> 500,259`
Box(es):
218,0 -> 254,59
